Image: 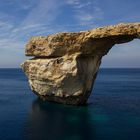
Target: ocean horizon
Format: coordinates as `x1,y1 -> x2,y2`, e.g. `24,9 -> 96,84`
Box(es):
0,68 -> 140,140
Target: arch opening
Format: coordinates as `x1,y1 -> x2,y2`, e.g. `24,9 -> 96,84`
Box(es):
101,39 -> 140,68
90,39 -> 140,105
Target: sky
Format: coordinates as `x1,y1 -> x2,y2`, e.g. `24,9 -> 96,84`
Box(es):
0,0 -> 140,68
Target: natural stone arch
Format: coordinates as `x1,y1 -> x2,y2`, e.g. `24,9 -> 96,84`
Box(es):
21,23 -> 140,105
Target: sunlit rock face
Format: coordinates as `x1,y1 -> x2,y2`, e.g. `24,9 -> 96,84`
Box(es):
21,23 -> 140,105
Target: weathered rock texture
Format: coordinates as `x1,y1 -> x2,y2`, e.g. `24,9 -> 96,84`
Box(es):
21,23 -> 140,105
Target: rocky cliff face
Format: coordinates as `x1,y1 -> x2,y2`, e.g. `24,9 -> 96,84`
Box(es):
21,23 -> 140,105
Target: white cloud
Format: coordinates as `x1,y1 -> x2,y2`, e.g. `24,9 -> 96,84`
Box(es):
66,0 -> 104,25
0,21 -> 13,32
67,0 -> 80,5
6,0 -> 67,40
75,2 -> 91,9
0,0 -> 65,49
0,38 -> 25,50
21,0 -> 62,26
77,14 -> 93,21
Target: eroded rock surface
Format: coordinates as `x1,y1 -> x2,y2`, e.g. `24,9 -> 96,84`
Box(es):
21,23 -> 140,105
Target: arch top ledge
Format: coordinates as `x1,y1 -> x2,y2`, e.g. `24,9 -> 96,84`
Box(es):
21,22 -> 140,105
25,22 -> 140,57
87,23 -> 140,39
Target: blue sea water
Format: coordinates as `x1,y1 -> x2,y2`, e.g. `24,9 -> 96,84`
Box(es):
0,68 -> 140,140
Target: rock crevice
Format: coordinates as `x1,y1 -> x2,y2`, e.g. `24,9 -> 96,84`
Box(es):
21,23 -> 140,105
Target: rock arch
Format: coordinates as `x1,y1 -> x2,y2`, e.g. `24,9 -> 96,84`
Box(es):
21,23 -> 140,105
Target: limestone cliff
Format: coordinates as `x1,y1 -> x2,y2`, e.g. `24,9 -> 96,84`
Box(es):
21,23 -> 140,105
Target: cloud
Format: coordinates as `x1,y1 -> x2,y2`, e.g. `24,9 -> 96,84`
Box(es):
0,21 -> 13,36
0,0 -> 103,44
66,0 -> 104,25
67,0 -> 80,5
21,0 -> 63,26
0,0 -> 34,10
7,0 -> 67,41
0,0 -> 65,47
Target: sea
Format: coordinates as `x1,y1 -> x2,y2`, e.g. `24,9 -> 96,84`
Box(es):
0,68 -> 140,140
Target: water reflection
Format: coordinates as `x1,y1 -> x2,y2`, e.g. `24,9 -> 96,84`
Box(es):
27,99 -> 96,140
